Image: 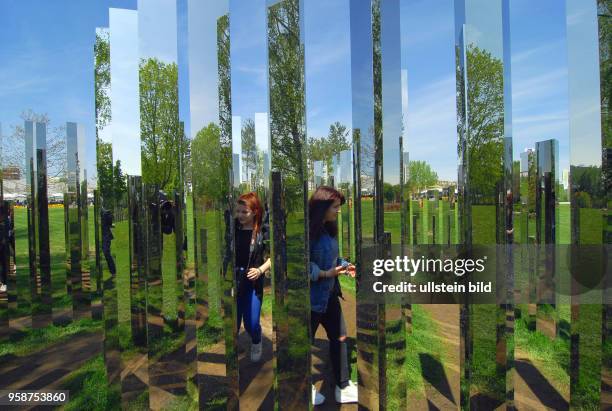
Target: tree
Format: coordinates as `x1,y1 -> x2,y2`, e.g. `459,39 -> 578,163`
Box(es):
191,123 -> 225,200
307,122 -> 351,181
94,31 -> 111,131
456,45 -> 505,203
268,0 -> 306,210
406,160 -> 438,194
2,110 -> 67,187
241,118 -> 258,185
139,58 -> 185,192
466,45 -> 504,202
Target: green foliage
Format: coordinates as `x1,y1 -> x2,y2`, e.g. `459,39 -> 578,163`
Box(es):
94,31 -> 111,131
268,0 -> 306,211
460,45 -> 505,203
406,160 -> 438,194
308,121 -> 351,178
139,58 -> 186,191
191,123 -> 228,200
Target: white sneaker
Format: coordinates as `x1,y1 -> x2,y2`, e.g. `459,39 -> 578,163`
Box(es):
250,341 -> 262,362
335,380 -> 358,403
312,384 -> 325,406
0,283 -> 6,292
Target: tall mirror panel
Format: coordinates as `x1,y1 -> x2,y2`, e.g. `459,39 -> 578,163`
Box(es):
567,0 -> 605,409
400,0 -> 461,408
187,0 -> 239,407
454,0 -> 512,407
138,0 -> 188,407
230,0 -> 275,407
266,0 -> 311,408
303,0 -> 358,407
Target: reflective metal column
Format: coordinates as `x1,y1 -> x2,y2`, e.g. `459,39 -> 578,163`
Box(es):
266,0 -> 311,407
566,0 -> 605,408
25,121 -> 52,329
349,0 -> 383,408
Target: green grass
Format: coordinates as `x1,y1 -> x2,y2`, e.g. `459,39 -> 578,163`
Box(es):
59,354 -> 120,411
404,305 -> 445,399
0,318 -> 102,358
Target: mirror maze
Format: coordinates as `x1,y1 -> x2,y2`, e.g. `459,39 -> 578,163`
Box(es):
0,0 -> 610,409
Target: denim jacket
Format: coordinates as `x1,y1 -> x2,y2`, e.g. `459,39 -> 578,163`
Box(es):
309,232 -> 349,313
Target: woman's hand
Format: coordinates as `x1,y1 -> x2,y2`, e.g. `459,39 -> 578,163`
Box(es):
246,267 -> 263,280
325,264 -> 355,278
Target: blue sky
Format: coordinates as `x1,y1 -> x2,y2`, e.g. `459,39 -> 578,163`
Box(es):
1,0 -> 601,185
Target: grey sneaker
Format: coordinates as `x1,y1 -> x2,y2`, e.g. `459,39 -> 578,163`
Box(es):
0,283 -> 6,292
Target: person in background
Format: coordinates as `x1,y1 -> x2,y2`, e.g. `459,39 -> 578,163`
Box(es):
235,192 -> 271,363
308,186 -> 358,405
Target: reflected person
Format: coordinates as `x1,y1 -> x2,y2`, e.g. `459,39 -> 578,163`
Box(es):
101,207 -> 117,275
235,192 -> 271,362
308,186 -> 357,405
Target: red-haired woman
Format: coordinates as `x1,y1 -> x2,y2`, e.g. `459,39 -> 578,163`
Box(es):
235,192 -> 270,362
308,186 -> 357,404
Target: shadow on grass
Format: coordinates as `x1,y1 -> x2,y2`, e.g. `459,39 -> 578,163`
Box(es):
419,353 -> 455,406
515,359 -> 568,410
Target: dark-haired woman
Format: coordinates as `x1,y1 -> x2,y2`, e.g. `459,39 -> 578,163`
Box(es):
309,186 -> 358,405
235,192 -> 270,362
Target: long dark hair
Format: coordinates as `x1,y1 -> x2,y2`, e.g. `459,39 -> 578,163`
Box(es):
237,192 -> 264,236
308,186 -> 345,240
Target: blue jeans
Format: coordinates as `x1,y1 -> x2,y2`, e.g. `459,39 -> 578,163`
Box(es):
237,280 -> 262,344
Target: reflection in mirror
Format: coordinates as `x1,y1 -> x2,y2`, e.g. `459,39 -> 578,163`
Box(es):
94,24 -> 122,409
566,0 -> 605,408
597,0 -> 611,406
230,0 -> 275,406
399,0 -> 460,407
267,0 -> 310,407
65,122 -> 90,320
304,0 -> 358,406
108,7 -> 148,406
509,1 -> 573,408
377,0 -> 407,408
26,121 -> 53,329
188,0 -> 239,407
349,0 -> 381,407
455,0 -> 511,407
138,0 -> 188,407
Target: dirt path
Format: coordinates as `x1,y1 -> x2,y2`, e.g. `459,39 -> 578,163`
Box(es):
0,330 -> 103,411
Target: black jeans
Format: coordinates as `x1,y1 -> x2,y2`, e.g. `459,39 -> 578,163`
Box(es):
311,294 -> 350,389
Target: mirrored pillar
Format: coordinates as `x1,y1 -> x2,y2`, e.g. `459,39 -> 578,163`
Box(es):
25,121 -> 52,329
597,1 -> 612,407
379,0 -> 406,407
566,0 -> 605,408
454,0 -> 510,407
137,0 -> 187,406
535,139 -> 559,338
65,122 -> 91,319
266,0 -> 311,408
349,0 -> 383,408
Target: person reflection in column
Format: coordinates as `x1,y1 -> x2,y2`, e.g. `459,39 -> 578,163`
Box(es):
235,192 -> 270,363
308,186 -> 358,405
101,207 -> 117,275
